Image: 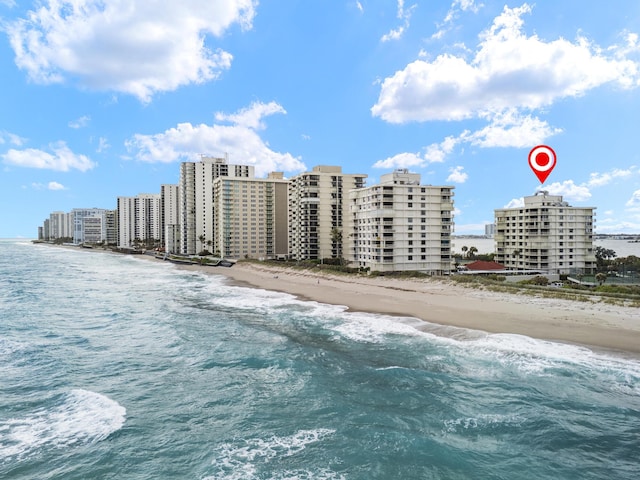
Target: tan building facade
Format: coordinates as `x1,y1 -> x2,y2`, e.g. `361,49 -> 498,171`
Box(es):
494,191 -> 596,274
288,165 -> 367,261
349,170 -> 454,274
179,156 -> 254,255
213,173 -> 289,259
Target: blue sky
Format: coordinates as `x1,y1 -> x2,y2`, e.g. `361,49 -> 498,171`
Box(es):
2,0 -> 640,238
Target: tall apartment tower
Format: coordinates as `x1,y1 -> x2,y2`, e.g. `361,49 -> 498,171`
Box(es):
116,194 -> 161,248
213,172 -> 289,259
49,211 -> 72,240
72,208 -> 108,244
179,156 -> 254,255
350,170 -> 454,274
288,165 -> 367,261
161,184 -> 180,253
494,191 -> 596,274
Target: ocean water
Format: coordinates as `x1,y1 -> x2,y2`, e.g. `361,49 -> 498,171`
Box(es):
1,239 -> 639,480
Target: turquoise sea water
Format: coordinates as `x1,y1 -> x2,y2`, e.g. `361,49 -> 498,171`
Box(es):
1,239 -> 639,479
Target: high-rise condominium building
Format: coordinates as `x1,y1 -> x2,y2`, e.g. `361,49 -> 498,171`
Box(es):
72,208 -> 109,244
161,184 -> 180,253
49,211 -> 73,240
179,156 -> 254,255
213,172 -> 289,259
494,191 -> 596,274
116,194 -> 161,248
288,165 -> 367,261
350,170 -> 454,274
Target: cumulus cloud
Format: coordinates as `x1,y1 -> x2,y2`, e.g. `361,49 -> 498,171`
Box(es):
48,181 -> 66,190
539,180 -> 592,202
587,166 -> 636,187
68,115 -> 90,129
625,189 -> 640,207
372,3 -> 639,123
6,0 -> 256,102
2,141 -> 96,172
0,131 -> 27,146
373,136 -> 458,169
504,197 -> 524,208
463,110 -> 562,148
446,166 -> 468,183
125,101 -> 305,177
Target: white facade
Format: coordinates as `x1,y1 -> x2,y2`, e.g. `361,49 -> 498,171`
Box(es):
72,208 -> 108,244
350,170 -> 454,274
288,165 -> 367,261
49,211 -> 73,240
117,194 -> 161,248
213,173 -> 289,259
494,191 -> 596,274
161,184 -> 180,254
179,156 -> 254,255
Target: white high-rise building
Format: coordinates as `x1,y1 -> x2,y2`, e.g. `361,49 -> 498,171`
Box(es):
49,211 -> 73,240
213,172 -> 289,259
494,191 -> 596,274
117,194 -> 161,248
161,184 -> 180,254
350,170 -> 454,274
72,208 -> 108,244
288,165 -> 367,261
179,156 -> 254,255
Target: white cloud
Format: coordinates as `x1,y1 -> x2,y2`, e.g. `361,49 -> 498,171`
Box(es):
381,0 -> 416,42
2,141 -> 96,172
6,0 -> 256,102
373,152 -> 423,169
0,0 -> 16,7
125,101 -> 305,177
0,131 -> 27,146
372,4 -> 639,123
464,110 -> 562,148
539,180 -> 592,202
587,166 -> 636,187
355,1 -> 364,13
625,189 -> 640,207
48,181 -> 66,190
504,197 -> 524,208
68,115 -> 90,129
446,165 -> 468,183
97,137 -> 110,153
372,136 -> 458,169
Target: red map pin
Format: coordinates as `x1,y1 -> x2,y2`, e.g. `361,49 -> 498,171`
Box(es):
528,145 -> 556,183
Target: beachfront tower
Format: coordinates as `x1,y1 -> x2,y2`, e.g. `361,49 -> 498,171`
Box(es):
161,184 -> 180,254
494,191 -> 596,274
288,165 -> 367,261
179,156 -> 254,255
117,193 -> 161,248
349,169 -> 454,274
212,172 -> 289,260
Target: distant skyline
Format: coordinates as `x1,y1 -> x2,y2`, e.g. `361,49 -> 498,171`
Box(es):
3,1 -> 640,237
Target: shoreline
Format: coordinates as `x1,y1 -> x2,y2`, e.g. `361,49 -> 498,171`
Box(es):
171,259 -> 640,357
37,244 -> 640,356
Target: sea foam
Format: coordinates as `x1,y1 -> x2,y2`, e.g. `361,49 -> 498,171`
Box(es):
0,389 -> 126,461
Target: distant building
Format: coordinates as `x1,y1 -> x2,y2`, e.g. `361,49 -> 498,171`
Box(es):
72,208 -> 109,244
179,156 -> 254,255
117,194 -> 161,248
349,169 -> 454,274
484,223 -> 495,238
213,172 -> 289,259
494,191 -> 596,274
161,184 -> 180,254
288,165 -> 367,261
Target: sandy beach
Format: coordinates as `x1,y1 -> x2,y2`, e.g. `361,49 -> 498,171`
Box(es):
169,259 -> 640,356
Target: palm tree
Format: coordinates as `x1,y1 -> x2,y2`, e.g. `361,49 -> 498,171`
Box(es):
468,246 -> 478,259
206,239 -> 213,254
595,272 -> 607,286
198,234 -> 205,254
461,246 -> 468,258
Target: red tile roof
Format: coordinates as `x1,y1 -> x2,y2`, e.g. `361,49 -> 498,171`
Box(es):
465,260 -> 506,271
